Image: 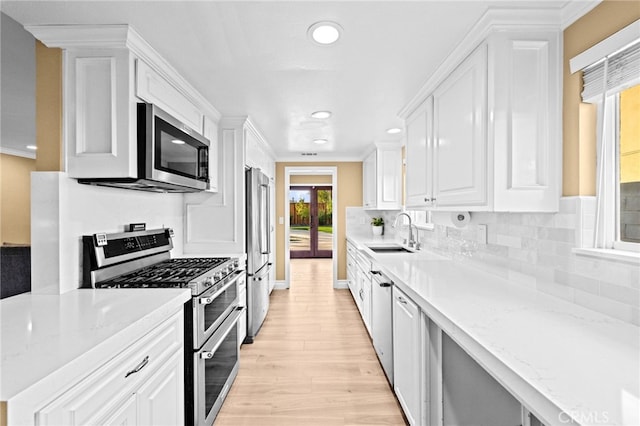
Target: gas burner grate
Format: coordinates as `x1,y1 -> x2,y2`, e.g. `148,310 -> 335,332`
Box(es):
98,257 -> 231,288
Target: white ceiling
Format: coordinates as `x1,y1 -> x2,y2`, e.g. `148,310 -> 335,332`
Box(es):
1,0 -> 579,161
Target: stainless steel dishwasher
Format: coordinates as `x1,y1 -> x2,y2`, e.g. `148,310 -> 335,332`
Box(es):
370,267 -> 394,385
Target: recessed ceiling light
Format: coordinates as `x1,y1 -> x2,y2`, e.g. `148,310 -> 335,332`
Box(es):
26,145 -> 37,150
311,111 -> 332,119
171,139 -> 185,145
313,139 -> 328,145
308,21 -> 342,45
386,128 -> 402,135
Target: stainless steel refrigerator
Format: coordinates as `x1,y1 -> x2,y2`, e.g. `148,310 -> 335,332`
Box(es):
244,167 -> 271,343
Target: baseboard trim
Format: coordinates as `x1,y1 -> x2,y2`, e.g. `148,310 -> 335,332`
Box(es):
334,280 -> 348,289
274,280 -> 289,290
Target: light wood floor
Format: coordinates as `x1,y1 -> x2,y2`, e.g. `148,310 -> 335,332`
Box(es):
215,258 -> 407,426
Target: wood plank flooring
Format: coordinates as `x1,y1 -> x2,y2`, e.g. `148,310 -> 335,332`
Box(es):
215,258 -> 407,425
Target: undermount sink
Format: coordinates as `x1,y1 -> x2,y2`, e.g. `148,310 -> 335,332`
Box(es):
367,245 -> 414,253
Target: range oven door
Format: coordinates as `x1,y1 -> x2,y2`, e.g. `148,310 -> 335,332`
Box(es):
192,306 -> 244,426
192,270 -> 244,350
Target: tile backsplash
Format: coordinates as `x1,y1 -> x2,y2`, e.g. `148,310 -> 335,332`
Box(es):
348,198 -> 640,326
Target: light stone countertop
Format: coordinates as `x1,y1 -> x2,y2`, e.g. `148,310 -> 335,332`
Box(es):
0,288 -> 190,410
347,232 -> 640,426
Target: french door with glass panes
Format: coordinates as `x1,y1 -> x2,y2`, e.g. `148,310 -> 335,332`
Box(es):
289,186 -> 332,258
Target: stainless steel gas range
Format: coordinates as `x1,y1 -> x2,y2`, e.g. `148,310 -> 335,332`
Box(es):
82,228 -> 245,426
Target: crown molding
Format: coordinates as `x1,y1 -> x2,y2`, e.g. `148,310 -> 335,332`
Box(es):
24,24 -> 222,122
398,8 -> 562,119
561,0 -> 602,30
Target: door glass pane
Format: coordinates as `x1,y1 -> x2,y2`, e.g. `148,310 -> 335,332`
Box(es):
289,189 -> 311,252
317,188 -> 333,253
156,117 -> 200,178
204,326 -> 237,413
619,84 -> 640,243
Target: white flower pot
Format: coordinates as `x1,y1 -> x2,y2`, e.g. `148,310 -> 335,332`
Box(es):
372,225 -> 383,236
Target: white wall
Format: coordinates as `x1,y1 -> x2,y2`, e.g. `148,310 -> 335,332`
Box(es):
31,172 -> 184,294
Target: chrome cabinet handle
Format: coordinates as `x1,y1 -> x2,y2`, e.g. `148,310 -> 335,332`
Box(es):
397,296 -> 407,304
124,355 -> 149,378
379,282 -> 392,287
370,270 -> 381,275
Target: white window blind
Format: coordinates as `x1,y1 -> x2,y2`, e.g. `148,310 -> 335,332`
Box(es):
581,40 -> 640,102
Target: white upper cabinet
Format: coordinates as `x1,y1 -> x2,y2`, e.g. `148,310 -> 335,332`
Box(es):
405,97 -> 433,208
135,59 -> 203,134
433,44 -> 488,208
363,144 -> 402,210
244,122 -> 275,180
403,26 -> 560,212
27,25 -> 221,182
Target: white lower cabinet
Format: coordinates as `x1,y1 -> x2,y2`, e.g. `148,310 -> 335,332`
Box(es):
36,312 -> 184,426
392,287 -> 422,426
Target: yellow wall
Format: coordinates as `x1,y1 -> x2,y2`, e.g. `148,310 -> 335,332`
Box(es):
563,0 -> 640,195
290,174 -> 333,185
35,41 -> 63,172
620,84 -> 640,183
0,154 -> 36,244
275,162 -> 362,282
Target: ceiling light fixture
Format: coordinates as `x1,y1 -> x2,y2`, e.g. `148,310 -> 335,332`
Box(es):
311,110 -> 332,119
313,139 -> 328,145
386,128 -> 402,135
308,21 -> 342,45
171,139 -> 186,145
26,145 -> 37,150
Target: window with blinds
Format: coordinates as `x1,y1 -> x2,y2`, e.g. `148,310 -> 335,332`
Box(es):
581,40 -> 640,102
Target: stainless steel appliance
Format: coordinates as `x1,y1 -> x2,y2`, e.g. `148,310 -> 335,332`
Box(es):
82,228 -> 244,426
244,167 -> 272,343
78,103 -> 210,193
371,268 -> 394,384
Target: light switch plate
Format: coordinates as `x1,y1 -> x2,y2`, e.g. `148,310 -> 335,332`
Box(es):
279,216 -> 284,225
477,224 -> 487,244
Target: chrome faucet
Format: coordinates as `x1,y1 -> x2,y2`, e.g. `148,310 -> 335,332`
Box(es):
393,212 -> 415,248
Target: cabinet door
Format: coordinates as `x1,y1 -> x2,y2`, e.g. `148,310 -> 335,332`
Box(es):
490,31 -> 560,212
361,274 -> 372,337
137,351 -> 184,426
405,97 -> 434,208
203,116 -> 219,193
392,287 -> 421,425
433,44 -> 488,208
65,49 -> 137,179
375,146 -> 402,209
362,151 -> 377,208
101,394 -> 138,426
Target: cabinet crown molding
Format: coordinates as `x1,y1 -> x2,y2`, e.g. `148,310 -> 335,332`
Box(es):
398,8 -> 563,119
25,24 -> 221,122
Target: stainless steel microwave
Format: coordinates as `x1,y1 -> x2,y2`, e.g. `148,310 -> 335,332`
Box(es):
78,103 -> 210,193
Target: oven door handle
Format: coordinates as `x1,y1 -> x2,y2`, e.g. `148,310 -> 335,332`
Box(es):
199,306 -> 245,359
199,271 -> 243,305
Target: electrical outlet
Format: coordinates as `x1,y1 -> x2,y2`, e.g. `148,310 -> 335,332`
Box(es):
477,224 -> 487,244
278,216 -> 284,225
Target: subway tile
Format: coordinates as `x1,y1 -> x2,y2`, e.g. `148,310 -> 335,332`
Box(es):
537,227 -> 575,243
559,197 -> 578,213
567,273 -> 600,296
632,308 -> 640,327
508,225 -> 538,238
522,214 -> 555,227
537,280 -> 575,303
497,234 -> 522,248
554,214 -> 577,229
554,269 -> 571,286
599,281 -> 640,307
508,247 -> 537,264
574,289 -> 634,324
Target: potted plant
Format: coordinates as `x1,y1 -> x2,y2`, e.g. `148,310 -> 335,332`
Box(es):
371,217 -> 384,236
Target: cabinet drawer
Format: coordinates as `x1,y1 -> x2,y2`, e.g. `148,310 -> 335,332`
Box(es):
37,311 -> 183,425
